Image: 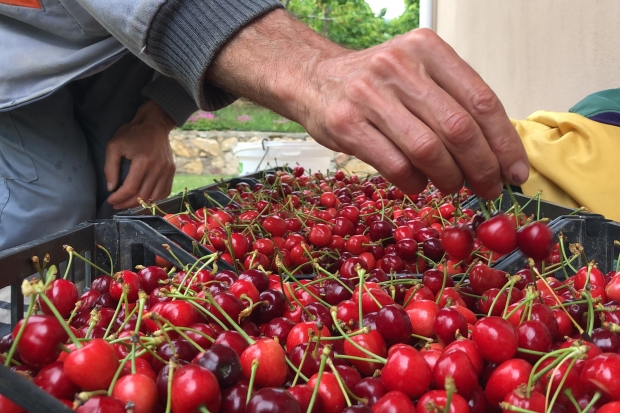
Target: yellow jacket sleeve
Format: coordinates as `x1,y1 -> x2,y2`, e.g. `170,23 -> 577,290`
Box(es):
511,111 -> 620,221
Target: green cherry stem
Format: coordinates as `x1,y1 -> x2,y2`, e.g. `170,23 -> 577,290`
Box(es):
306,346 -> 331,413
4,295 -> 36,367
246,359 -> 259,406
330,308 -> 387,364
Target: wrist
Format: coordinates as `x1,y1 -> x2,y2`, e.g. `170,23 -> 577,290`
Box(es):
137,100 -> 177,132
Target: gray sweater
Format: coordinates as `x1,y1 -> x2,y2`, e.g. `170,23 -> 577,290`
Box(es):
0,0 -> 283,125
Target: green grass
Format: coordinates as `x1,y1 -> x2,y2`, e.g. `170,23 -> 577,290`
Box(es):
170,174 -> 233,196
180,100 -> 306,133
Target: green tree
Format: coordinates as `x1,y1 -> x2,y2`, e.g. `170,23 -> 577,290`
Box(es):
287,0 -> 393,50
387,0 -> 420,36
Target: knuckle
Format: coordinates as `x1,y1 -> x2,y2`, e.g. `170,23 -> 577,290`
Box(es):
345,77 -> 373,101
384,158 -> 414,179
441,111 -> 477,145
323,103 -> 357,137
470,162 -> 500,186
367,49 -> 402,74
410,133 -> 444,162
469,87 -> 500,117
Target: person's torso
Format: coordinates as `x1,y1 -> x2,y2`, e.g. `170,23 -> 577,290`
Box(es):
0,0 -> 127,111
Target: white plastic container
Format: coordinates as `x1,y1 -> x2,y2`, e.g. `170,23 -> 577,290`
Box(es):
232,140 -> 334,175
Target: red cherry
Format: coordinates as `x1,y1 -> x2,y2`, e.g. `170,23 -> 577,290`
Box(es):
64,339 -> 119,391
434,308 -> 468,345
109,270 -> 141,302
372,390 -> 416,413
171,364 -> 221,413
240,338 -> 287,388
441,226 -> 474,261
433,350 -> 479,399
376,305 -> 413,344
34,361 -> 79,400
137,266 -> 168,294
502,385 -> 546,413
112,373 -> 158,413
405,300 -> 439,338
599,402 -> 620,413
476,213 -> 518,254
263,216 -> 287,237
580,352 -> 620,400
39,279 -> 78,318
308,372 -> 346,413
76,396 -> 126,413
472,316 -> 518,364
381,344 -> 431,398
416,390 -> 470,413
343,329 -> 387,376
309,224 -> 333,248
516,320 -> 552,362
13,315 -> 68,368
485,358 -> 532,408
516,221 -> 555,261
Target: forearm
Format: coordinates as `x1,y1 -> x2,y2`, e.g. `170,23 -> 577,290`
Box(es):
205,9 -> 345,125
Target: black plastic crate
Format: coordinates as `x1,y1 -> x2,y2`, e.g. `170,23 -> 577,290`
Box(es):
494,215 -> 618,278
114,190 -> 238,271
117,189 -> 236,217
0,219 -> 214,413
464,190 -> 590,222
199,176 -> 259,191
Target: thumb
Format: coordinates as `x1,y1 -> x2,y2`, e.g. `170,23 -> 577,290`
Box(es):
104,143 -> 122,192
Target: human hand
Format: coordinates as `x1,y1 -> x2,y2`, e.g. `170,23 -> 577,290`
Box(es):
105,100 -> 176,209
206,10 -> 528,199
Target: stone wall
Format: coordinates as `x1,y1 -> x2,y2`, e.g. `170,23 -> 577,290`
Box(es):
169,130 -> 377,176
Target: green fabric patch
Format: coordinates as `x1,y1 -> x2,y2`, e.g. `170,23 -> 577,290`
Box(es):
569,88 -> 620,117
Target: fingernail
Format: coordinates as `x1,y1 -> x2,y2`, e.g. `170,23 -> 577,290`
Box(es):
107,182 -> 114,192
508,160 -> 529,185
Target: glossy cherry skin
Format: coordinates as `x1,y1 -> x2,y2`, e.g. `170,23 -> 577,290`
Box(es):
502,386 -> 546,413
485,358 -> 533,408
516,221 -> 555,261
371,390 -> 416,413
240,338 -> 287,388
434,307 -> 468,345
416,390 -> 470,413
196,344 -> 242,389
214,331 -> 249,357
580,352 -> 620,400
247,387 -> 301,413
288,385 -> 324,413
469,263 -> 505,294
76,396 -> 126,413
171,364 -> 221,413
443,338 -> 484,375
0,395 -> 26,413
598,401 -> 620,413
381,344 -> 431,398
405,300 -> 439,338
112,373 -> 158,413
441,226 -> 474,261
264,317 -> 296,345
137,266 -> 169,294
308,372 -> 346,413
39,279 -> 78,318
433,350 -> 478,399
221,382 -> 252,413
13,315 -> 68,368
64,339 -> 119,391
515,320 -> 552,362
472,316 -> 518,364
109,270 -> 142,302
353,377 -> 386,407
343,329 -> 387,376
591,328 -> 620,353
376,305 -> 412,344
476,213 -> 518,254
34,361 -> 79,400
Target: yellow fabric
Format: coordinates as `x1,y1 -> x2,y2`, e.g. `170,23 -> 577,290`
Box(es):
511,111 -> 620,221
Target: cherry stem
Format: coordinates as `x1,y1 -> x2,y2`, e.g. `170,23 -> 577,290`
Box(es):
529,347 -> 585,397
487,276 -> 517,317
330,308 -> 387,364
246,359 -> 259,406
503,294 -> 535,321
580,391 -> 602,413
292,331 -> 314,387
114,303 -> 139,337
476,198 -> 490,220
199,406 -> 211,413
64,246 -> 111,277
435,263 -> 449,306
107,352 -> 132,395
444,375 -> 456,413
165,362 -> 175,413
327,360 -> 352,407
104,285 -> 128,339
162,320 -> 206,353
62,252 -> 74,281
499,403 -> 540,413
562,389 -> 580,412
96,244 -> 115,275
531,264 -> 584,334
545,356 -> 577,413
38,291 -> 82,348
357,268 -> 365,330
333,354 -> 381,363
581,290 -> 595,336
306,346 -> 331,413
4,295 -> 36,367
204,291 -> 255,345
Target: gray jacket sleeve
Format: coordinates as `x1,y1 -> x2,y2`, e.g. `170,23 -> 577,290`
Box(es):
142,74 -> 198,126
75,0 -> 283,111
